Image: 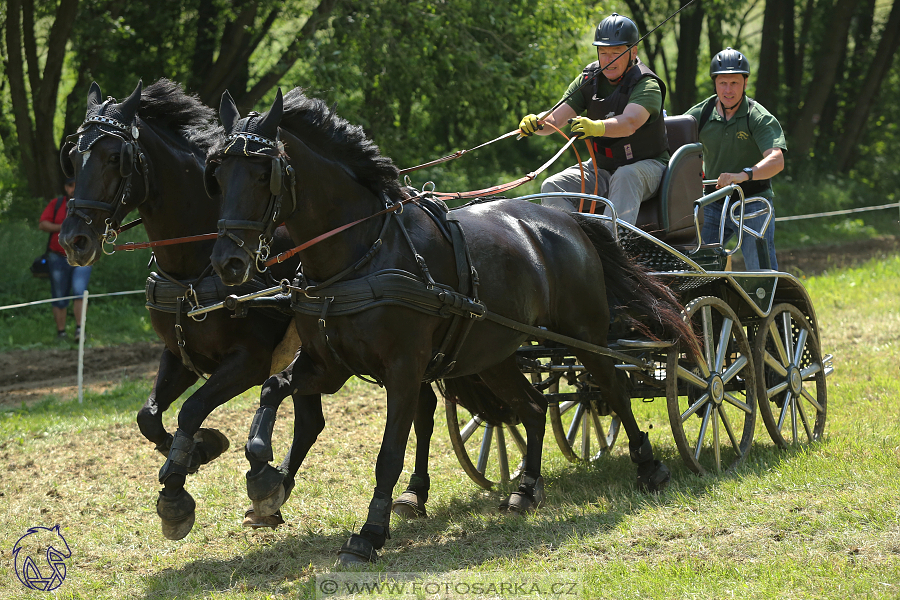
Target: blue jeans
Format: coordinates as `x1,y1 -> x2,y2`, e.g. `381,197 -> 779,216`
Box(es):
48,251 -> 92,308
701,199 -> 778,271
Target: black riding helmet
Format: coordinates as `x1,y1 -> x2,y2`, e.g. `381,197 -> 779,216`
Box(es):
710,47 -> 750,79
593,13 -> 640,47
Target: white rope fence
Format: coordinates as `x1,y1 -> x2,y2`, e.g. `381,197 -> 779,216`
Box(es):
1,289 -> 143,403
774,202 -> 900,222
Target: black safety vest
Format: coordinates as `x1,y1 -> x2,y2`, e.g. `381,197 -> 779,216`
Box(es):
580,60 -> 668,169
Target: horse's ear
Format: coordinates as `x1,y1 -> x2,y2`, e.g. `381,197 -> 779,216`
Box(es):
86,82 -> 103,113
220,90 -> 240,133
256,88 -> 283,139
118,80 -> 143,121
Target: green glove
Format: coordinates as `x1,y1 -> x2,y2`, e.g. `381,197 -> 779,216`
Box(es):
569,116 -> 606,140
518,114 -> 542,136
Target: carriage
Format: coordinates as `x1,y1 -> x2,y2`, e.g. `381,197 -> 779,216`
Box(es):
444,114 -> 833,488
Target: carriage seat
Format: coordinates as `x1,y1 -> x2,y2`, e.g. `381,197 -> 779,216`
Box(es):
634,115 -> 704,245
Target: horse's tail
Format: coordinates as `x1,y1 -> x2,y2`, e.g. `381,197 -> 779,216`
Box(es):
436,375 -> 519,426
572,214 -> 699,354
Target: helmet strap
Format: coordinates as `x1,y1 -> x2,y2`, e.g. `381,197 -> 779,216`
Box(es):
721,92 -> 744,113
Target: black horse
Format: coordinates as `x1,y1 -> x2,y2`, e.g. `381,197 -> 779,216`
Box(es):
206,88 -> 695,564
59,80 -> 304,539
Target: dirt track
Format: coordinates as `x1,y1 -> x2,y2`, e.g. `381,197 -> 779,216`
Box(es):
1,236 -> 897,406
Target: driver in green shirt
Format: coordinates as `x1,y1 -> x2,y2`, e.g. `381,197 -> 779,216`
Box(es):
518,13 -> 668,226
685,47 -> 786,270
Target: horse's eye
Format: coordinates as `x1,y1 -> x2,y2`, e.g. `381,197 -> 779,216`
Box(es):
109,154 -> 120,163
258,171 -> 268,183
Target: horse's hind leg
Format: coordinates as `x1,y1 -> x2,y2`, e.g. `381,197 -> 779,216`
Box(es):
477,357 -> 549,514
392,382 -> 438,519
576,351 -> 670,492
136,348 -> 198,453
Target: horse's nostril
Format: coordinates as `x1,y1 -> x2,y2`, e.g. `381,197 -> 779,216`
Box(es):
72,235 -> 89,252
224,257 -> 247,276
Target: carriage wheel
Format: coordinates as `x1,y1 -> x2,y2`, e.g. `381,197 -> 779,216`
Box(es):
667,296 -> 757,475
445,400 -> 526,490
532,368 -> 620,463
753,303 -> 827,447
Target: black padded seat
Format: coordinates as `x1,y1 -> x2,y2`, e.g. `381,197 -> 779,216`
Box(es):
635,115 -> 704,245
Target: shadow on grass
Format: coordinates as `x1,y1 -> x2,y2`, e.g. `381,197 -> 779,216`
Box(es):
138,440 -> 823,599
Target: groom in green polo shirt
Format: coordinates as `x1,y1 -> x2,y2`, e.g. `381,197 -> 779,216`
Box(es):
686,47 -> 786,270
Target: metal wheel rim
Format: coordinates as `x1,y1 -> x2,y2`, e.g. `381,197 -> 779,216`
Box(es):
753,303 -> 827,447
667,296 -> 757,476
445,399 -> 526,490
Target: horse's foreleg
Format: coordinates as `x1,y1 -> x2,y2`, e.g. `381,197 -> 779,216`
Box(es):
337,377 -> 419,566
578,352 -> 670,492
392,382 -> 437,519
156,347 -> 267,540
136,348 -> 198,454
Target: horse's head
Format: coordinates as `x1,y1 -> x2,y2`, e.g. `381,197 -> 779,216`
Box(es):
59,80 -> 146,266
208,88 -> 294,285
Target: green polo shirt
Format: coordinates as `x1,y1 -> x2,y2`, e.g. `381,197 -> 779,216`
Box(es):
561,71 -> 669,170
685,95 -> 786,199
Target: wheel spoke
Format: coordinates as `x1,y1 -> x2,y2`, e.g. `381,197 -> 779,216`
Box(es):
700,306 -> 714,376
694,403 -> 713,460
590,409 -> 609,451
796,397 -> 814,442
677,365 -> 709,390
581,406 -> 591,458
718,405 -> 741,453
767,380 -> 789,399
681,392 -> 710,422
460,416 -> 484,443
763,350 -> 789,377
723,392 -> 753,414
558,400 -> 577,415
476,425 -> 493,473
799,387 -> 825,414
714,317 -> 734,373
793,328 -> 809,366
720,354 -> 749,384
776,392 -> 792,432
768,319 -> 790,366
801,363 -> 823,379
566,403 -> 586,446
506,423 -> 528,455
712,406 -> 722,473
496,426 -> 510,482
781,311 -> 795,364
791,390 -> 799,442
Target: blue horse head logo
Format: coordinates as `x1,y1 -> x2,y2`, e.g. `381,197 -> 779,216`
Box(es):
12,525 -> 72,591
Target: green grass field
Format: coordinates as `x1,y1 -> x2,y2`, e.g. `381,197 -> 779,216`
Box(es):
1,254 -> 898,599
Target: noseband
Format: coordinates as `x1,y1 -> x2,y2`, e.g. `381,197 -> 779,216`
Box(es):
61,102 -> 149,253
206,126 -> 297,273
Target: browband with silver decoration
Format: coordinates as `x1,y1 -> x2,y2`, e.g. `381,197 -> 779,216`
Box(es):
225,133 -> 277,148
81,115 -> 131,132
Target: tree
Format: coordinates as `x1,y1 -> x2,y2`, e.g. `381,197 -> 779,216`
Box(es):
3,0 -> 79,199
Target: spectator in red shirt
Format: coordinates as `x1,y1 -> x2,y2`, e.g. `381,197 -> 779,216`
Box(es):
38,178 -> 92,339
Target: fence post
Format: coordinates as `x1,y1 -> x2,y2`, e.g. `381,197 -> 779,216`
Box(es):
77,290 -> 89,404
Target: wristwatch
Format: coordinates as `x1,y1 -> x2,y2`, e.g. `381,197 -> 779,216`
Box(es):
742,167 -> 754,181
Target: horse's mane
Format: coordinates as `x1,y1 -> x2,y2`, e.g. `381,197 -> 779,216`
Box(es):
279,88 -> 402,199
139,79 -> 221,152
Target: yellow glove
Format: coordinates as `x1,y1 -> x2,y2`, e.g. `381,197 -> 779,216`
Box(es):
518,114 -> 542,136
569,116 -> 606,140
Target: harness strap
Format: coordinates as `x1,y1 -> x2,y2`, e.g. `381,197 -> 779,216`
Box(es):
317,297 -> 383,386
174,296 -> 209,380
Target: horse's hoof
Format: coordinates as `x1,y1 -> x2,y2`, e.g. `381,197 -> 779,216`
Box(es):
391,491 -> 427,519
499,476 -> 544,515
335,534 -> 377,567
156,488 -> 196,540
193,428 -> 230,470
242,508 -> 285,529
637,460 -> 670,493
246,464 -> 286,517
251,483 -> 285,518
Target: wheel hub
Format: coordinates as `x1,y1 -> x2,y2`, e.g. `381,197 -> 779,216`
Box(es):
788,365 -> 803,395
709,374 -> 725,405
